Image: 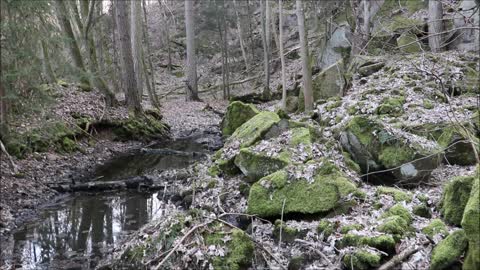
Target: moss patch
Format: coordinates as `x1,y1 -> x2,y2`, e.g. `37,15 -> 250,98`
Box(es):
221,101 -> 259,136
338,234 -> 396,254
462,175 -> 480,270
343,249 -> 381,270
413,204 -> 431,218
318,220 -> 336,238
422,219 -> 448,238
209,229 -> 255,270
439,175 -> 475,225
376,96 -> 405,116
229,111 -> 280,148
377,186 -> 412,202
430,229 -> 468,270
340,224 -> 364,234
234,148 -> 290,183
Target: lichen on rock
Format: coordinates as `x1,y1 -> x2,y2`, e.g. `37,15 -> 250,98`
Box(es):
220,101 -> 259,137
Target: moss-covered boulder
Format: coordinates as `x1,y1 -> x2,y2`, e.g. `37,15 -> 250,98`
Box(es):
439,175 -> 475,226
220,101 -> 259,137
338,234 -> 396,254
461,174 -> 480,270
340,116 -> 442,185
228,111 -> 281,148
437,126 -> 478,166
234,127 -> 313,182
413,203 -> 432,218
343,249 -> 382,270
422,219 -> 448,238
377,204 -> 413,239
430,229 -> 468,270
208,228 -> 255,270
397,32 -> 422,53
247,162 -> 357,217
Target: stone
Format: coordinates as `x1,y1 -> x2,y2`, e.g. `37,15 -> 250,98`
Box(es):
377,186 -> 412,202
340,116 -> 442,185
343,249 -> 381,270
439,175 -> 475,226
397,32 -> 422,53
358,62 -> 385,77
422,219 -> 448,238
228,111 -> 281,148
220,101 -> 259,137
430,230 -> 468,270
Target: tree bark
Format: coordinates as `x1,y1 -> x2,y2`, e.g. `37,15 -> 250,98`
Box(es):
296,0 -> 313,111
185,0 -> 200,101
40,40 -> 56,84
233,0 -> 249,72
142,0 -> 161,109
54,0 -> 91,89
261,0 -> 271,98
131,0 -> 144,100
279,0 -> 287,110
428,0 -> 444,52
115,0 -> 143,115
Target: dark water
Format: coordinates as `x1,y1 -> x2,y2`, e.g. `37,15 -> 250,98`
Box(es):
11,191 -> 164,269
7,134 -> 221,269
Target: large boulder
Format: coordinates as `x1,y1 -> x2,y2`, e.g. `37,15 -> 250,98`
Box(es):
439,175 -> 475,226
340,116 -> 442,185
209,111 -> 281,176
247,161 -> 357,217
234,128 -> 313,182
437,126 -> 478,166
461,170 -> 480,270
220,101 -> 259,136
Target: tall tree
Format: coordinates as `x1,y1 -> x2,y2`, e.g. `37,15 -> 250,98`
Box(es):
54,0 -> 91,89
115,0 -> 142,115
428,0 -> 444,52
260,0 -> 271,98
233,0 -> 249,71
185,0 -> 200,101
296,0 -> 313,111
131,0 -> 144,98
279,0 -> 287,110
142,0 -> 161,109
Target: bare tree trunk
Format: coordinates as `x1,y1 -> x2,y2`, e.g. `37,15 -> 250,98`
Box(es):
233,0 -> 249,71
54,0 -> 91,89
247,0 -> 255,60
185,0 -> 200,101
279,0 -> 287,110
223,0 -> 230,99
159,0 -> 173,72
131,0 -> 144,100
351,0 -> 370,55
296,0 -> 313,111
142,0 -> 161,109
428,0 -> 444,52
112,3 -> 122,93
261,0 -> 271,98
115,0 -> 142,115
271,3 -> 280,57
41,40 -> 56,84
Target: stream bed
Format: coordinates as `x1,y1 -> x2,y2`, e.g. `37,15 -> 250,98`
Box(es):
6,133 -> 220,269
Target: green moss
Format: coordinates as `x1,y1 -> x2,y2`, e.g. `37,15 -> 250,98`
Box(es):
377,215 -> 410,237
343,151 -> 361,173
378,145 -> 415,168
207,165 -> 221,177
376,96 -> 405,116
340,224 -> 364,234
317,220 -> 335,238
423,99 -> 434,109
113,115 -> 169,141
440,175 -> 475,225
273,220 -> 301,243
326,100 -> 343,111
353,190 -> 367,200
413,204 -> 431,218
377,186 -> 412,202
248,171 -> 339,217
422,219 -> 448,238
417,194 -> 429,203
211,229 -> 255,270
61,137 -> 77,153
462,175 -> 480,270
207,179 -> 217,189
287,256 -> 305,270
343,249 -> 381,270
229,111 -> 280,148
382,204 -> 413,223
338,233 -> 396,254
221,101 -> 259,136
430,229 -> 468,270
345,116 -> 375,146
397,32 -> 422,53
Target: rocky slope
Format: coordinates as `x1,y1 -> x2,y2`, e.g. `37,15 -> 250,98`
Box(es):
99,51 -> 479,270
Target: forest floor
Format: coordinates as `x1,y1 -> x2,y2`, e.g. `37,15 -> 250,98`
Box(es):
0,83 -> 228,238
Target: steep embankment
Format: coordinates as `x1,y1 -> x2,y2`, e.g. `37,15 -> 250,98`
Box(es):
101,51 -> 479,270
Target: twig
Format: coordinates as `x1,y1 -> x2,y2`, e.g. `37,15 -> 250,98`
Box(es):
278,198 -> 286,247
378,240 -> 430,270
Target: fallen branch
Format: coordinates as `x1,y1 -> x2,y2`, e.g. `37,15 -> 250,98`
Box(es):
0,139 -> 19,174
378,240 -> 430,270
50,176 -> 163,192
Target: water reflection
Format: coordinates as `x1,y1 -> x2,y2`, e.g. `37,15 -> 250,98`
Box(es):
12,191 -> 164,269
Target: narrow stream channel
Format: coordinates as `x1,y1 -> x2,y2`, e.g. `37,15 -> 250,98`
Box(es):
8,134 -> 220,269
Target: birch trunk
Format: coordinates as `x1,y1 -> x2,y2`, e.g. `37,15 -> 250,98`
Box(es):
185,0 -> 200,101
428,0 -> 444,52
279,0 -> 287,110
115,0 -> 142,115
296,0 -> 313,111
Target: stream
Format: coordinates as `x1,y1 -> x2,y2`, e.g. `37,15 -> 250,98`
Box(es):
6,133 -> 220,269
